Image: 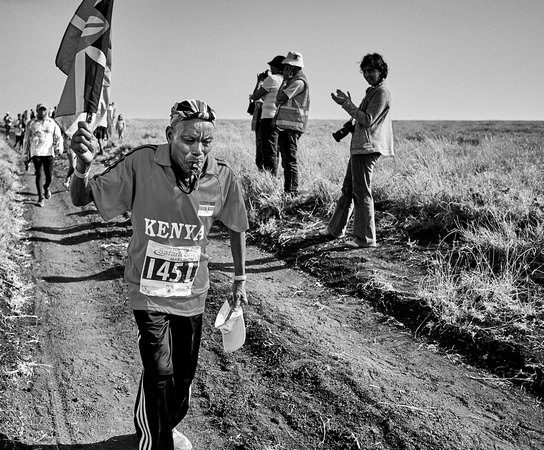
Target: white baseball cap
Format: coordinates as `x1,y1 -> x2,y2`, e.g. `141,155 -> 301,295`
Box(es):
214,300 -> 246,353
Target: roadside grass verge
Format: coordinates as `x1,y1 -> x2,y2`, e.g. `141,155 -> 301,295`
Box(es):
0,140 -> 33,397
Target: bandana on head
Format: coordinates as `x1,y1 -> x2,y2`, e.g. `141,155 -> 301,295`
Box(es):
170,99 -> 216,128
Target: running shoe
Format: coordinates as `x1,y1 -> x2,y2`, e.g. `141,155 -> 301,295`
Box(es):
345,238 -> 377,248
172,429 -> 192,450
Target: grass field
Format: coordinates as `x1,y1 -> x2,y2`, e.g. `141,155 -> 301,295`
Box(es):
96,119 -> 544,357
2,118 -> 544,391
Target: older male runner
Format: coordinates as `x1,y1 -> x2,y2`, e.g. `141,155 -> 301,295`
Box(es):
70,99 -> 249,450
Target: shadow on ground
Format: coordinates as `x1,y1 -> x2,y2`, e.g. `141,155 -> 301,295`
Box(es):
0,434 -> 138,450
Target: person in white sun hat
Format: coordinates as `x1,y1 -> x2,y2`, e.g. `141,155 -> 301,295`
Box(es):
274,51 -> 310,196
69,99 -> 249,450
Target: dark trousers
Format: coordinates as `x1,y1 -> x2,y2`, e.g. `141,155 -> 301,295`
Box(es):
14,135 -> 24,149
254,110 -> 264,171
327,153 -> 381,244
32,156 -> 54,199
259,118 -> 279,176
278,129 -> 302,194
133,310 -> 202,450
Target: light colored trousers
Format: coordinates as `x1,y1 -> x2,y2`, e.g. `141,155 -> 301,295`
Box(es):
327,153 -> 381,245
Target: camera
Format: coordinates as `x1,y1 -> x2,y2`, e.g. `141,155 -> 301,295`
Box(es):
332,120 -> 355,142
257,70 -> 270,82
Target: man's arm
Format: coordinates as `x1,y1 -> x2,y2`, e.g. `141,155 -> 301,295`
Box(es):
276,79 -> 304,105
70,121 -> 97,207
228,229 -> 247,308
250,86 -> 268,102
342,87 -> 390,128
52,123 -> 63,156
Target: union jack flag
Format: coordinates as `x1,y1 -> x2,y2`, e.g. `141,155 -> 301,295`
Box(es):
55,0 -> 114,137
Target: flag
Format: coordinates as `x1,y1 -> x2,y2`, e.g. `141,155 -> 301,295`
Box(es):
55,0 -> 114,137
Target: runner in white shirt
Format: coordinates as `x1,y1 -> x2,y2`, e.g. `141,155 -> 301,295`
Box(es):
69,99 -> 248,450
23,103 -> 63,207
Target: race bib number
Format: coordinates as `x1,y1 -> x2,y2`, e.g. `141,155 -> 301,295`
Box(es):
140,241 -> 201,297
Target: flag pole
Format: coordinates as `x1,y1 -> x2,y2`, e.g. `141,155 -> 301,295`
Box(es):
55,0 -> 114,146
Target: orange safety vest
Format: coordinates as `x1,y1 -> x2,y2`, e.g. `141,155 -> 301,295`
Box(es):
275,72 -> 310,133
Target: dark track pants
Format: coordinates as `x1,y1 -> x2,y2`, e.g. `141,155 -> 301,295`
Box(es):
32,156 -> 54,200
133,310 -> 202,450
278,129 -> 301,194
259,118 -> 279,176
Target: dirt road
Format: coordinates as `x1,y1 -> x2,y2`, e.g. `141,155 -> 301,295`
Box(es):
2,160 -> 544,449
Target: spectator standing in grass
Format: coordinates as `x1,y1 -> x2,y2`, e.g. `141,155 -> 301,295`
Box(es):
23,103 -> 63,207
115,113 -> 126,141
3,111 -> 12,139
248,70 -> 267,170
69,99 -> 248,450
275,51 -> 310,196
320,53 -> 393,248
250,55 -> 284,176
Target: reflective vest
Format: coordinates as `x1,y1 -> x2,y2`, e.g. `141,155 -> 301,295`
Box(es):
275,72 -> 310,133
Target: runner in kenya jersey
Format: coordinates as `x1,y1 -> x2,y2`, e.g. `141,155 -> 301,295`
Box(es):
90,143 -> 248,316
69,100 -> 248,450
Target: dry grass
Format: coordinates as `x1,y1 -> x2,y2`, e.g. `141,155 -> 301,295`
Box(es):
5,118 -> 544,383
63,118 -> 544,352
0,141 -> 28,311
0,140 -> 34,396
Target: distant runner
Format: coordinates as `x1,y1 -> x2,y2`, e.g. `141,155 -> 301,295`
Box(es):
3,111 -> 12,139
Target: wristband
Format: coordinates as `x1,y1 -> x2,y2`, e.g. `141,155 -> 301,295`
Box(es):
233,275 -> 247,281
73,165 -> 91,179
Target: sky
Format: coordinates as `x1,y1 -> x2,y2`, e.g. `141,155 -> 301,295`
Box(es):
1,0 -> 543,121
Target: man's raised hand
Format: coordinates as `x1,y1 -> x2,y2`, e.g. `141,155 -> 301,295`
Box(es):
71,121 -> 97,164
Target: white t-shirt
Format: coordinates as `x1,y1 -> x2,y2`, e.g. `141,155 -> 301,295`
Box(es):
24,117 -> 63,158
260,73 -> 283,119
